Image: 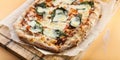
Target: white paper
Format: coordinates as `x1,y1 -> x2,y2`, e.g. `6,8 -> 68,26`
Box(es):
0,0 -> 34,43
0,0 -> 119,56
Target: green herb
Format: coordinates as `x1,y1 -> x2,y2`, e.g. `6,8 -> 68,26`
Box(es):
51,10 -> 56,21
57,8 -> 67,13
77,13 -> 82,20
77,8 -> 86,10
31,21 -> 43,33
51,8 -> 67,22
80,1 -> 94,8
54,30 -> 66,38
35,2 -> 47,8
36,7 -> 45,16
69,14 -> 82,28
35,2 -> 47,16
36,21 -> 43,33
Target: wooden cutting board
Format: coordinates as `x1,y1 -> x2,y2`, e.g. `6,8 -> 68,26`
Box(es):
0,25 -> 83,60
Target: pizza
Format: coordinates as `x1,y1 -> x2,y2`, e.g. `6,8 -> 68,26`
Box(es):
14,0 -> 101,53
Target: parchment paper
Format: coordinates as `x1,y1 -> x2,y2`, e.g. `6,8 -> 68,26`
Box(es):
0,0 -> 119,56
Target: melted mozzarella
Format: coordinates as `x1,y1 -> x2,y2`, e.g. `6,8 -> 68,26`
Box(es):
70,17 -> 80,27
42,7 -> 55,21
52,0 -> 61,6
43,29 -> 58,38
37,7 -> 45,13
70,5 -> 91,19
28,20 -> 36,27
50,22 -> 66,31
40,21 -> 66,31
28,21 -> 42,33
53,14 -> 67,22
56,9 -> 63,14
62,0 -> 75,4
30,28 -> 41,33
53,10 -> 67,22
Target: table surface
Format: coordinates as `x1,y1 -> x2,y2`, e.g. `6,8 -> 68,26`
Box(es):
0,0 -> 120,60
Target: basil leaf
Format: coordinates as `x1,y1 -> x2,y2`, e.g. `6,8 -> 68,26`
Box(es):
80,1 -> 94,8
35,2 -> 47,8
51,8 -> 67,22
35,2 -> 47,16
54,29 -> 66,38
36,7 -> 45,16
29,21 -> 43,33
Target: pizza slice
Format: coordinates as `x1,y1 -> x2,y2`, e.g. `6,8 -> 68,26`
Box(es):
14,0 -> 101,52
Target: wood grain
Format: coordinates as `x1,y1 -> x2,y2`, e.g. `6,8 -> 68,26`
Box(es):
0,25 -> 83,60
0,34 -> 11,45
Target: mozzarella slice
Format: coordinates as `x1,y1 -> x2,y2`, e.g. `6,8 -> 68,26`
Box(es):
43,29 -> 58,38
36,7 -> 45,13
53,9 -> 67,22
28,21 -> 42,33
56,9 -> 64,14
70,17 -> 81,27
70,4 -> 91,19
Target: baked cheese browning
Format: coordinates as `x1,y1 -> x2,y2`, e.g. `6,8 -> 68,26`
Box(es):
14,0 -> 101,52
19,7 -> 45,37
22,0 -> 94,41
34,1 -> 90,40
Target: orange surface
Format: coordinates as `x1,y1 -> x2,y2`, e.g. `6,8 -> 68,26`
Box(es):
0,0 -> 120,60
0,47 -> 19,60
82,8 -> 120,60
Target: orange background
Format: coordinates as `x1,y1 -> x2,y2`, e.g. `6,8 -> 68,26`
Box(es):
0,0 -> 120,60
